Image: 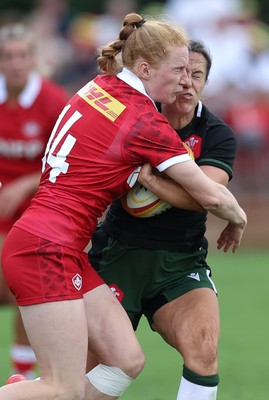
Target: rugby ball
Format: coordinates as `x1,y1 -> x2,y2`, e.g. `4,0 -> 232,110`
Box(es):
121,182 -> 171,218
121,142 -> 194,218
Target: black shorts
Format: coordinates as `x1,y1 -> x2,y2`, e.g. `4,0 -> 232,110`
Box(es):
89,226 -> 217,330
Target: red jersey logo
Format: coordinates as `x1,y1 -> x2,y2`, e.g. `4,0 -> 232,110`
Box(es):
184,135 -> 202,159
109,284 -> 124,302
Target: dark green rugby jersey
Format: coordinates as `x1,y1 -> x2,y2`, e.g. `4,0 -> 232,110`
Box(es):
102,101 -> 236,251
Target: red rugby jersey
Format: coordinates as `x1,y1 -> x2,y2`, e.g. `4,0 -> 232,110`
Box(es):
0,72 -> 68,230
16,70 -> 191,250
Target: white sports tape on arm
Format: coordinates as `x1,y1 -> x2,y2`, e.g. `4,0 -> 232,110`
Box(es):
86,364 -> 133,397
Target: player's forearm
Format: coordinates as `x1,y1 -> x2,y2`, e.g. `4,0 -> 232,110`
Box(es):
15,172 -> 41,197
139,162 -> 246,227
17,172 -> 41,195
163,162 -> 246,227
139,172 -> 204,212
0,172 -> 41,218
204,182 -> 247,228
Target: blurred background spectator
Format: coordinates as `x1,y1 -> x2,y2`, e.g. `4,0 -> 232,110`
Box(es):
25,0 -> 74,79
0,22 -> 68,379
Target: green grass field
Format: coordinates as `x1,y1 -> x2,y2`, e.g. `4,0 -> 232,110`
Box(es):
0,250 -> 268,399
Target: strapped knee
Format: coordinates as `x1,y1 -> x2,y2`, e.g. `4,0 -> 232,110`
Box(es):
86,364 -> 133,396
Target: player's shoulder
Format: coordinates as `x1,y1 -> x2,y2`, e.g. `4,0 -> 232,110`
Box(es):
40,78 -> 68,102
200,103 -> 235,137
201,103 -> 230,128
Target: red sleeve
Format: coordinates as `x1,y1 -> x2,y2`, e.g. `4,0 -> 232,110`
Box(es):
123,110 -> 189,168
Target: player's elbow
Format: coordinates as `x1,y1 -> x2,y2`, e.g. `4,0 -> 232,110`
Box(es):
201,196 -> 221,212
200,183 -> 228,212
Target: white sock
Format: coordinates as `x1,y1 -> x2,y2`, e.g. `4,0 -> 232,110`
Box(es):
11,344 -> 37,379
177,376 -> 218,400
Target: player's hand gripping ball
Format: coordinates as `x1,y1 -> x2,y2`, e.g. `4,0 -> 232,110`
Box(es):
122,142 -> 194,218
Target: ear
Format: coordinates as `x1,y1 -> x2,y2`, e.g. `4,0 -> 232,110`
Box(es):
137,61 -> 150,80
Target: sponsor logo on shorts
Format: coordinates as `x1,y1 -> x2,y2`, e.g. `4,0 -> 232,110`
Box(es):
109,284 -> 124,302
187,272 -> 200,281
72,273 -> 82,290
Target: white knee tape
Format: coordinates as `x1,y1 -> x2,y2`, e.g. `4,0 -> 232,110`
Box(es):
86,364 -> 133,397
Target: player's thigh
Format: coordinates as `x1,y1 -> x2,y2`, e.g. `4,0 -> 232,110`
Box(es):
84,284 -> 144,376
152,288 -> 220,352
93,236 -> 147,330
20,299 -> 88,384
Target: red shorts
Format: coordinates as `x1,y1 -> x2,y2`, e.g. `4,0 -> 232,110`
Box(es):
2,227 -> 104,306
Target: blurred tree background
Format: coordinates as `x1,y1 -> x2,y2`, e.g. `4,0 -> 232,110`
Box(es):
0,0 -> 163,14
0,0 -> 269,24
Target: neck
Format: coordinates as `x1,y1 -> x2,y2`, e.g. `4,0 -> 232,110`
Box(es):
6,84 -> 24,102
163,107 -> 194,130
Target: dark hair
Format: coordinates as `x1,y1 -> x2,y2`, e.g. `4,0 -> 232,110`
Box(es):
188,40 -> 212,81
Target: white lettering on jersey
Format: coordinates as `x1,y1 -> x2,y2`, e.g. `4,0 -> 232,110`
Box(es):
126,166 -> 141,188
0,139 -> 43,159
42,104 -> 82,183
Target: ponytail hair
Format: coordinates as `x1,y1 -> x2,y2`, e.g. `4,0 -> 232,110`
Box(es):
98,13 -> 188,75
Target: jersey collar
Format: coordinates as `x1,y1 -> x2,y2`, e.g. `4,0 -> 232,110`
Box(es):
0,72 -> 42,108
117,67 -> 157,109
196,100 -> 202,117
